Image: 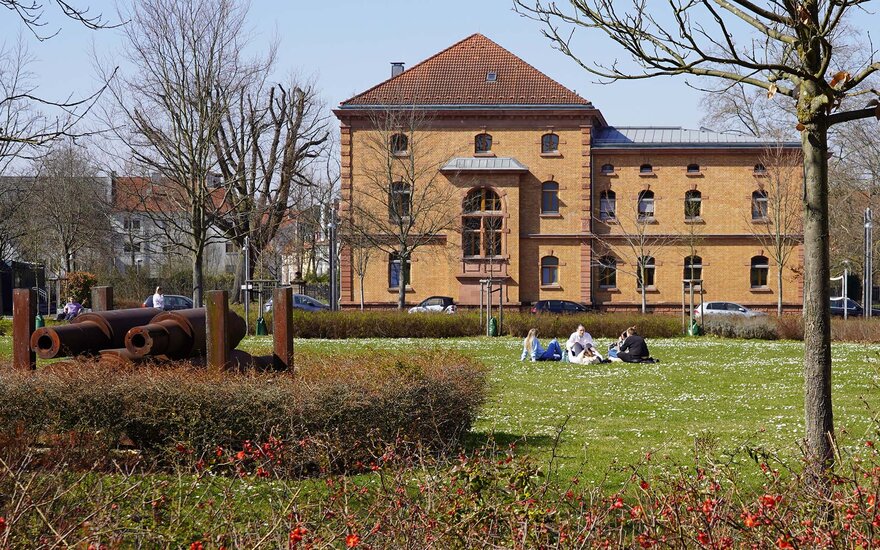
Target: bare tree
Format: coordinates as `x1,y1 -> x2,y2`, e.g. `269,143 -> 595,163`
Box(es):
2,0 -> 115,40
593,189 -> 674,313
213,77 -> 329,299
25,140 -> 110,272
745,145 -> 803,315
347,107 -> 460,310
102,0 -> 258,306
515,0 -> 880,473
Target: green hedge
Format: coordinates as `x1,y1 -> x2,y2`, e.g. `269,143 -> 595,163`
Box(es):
0,350 -> 488,472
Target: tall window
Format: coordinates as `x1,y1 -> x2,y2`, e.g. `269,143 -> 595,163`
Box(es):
540,256 -> 559,285
684,190 -> 702,220
599,190 -> 616,220
751,255 -> 769,288
637,256 -> 655,289
684,255 -> 702,284
752,190 -> 769,220
638,190 -> 655,221
541,133 -> 559,154
541,181 -> 559,214
389,253 -> 411,288
390,133 -> 408,155
462,188 -> 503,257
475,133 -> 493,154
598,256 -> 617,288
389,182 -> 411,221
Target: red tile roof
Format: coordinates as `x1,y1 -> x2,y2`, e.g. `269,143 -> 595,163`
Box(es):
341,34 -> 590,107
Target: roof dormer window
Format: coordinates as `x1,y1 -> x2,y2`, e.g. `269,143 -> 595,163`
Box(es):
486,72 -> 497,82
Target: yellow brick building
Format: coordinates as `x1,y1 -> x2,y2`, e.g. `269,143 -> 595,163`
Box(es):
334,34 -> 802,312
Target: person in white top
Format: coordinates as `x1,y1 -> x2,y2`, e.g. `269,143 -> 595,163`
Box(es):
566,324 -> 604,363
152,286 -> 165,310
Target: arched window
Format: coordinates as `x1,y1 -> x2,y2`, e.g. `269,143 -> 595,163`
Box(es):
541,181 -> 559,214
389,182 -> 411,221
541,133 -> 559,154
600,163 -> 615,174
687,163 -> 700,174
389,252 -> 411,289
640,163 -> 653,174
754,163 -> 767,174
598,256 -> 617,288
751,255 -> 769,288
541,256 -> 559,285
462,188 -> 502,258
475,133 -> 493,154
637,256 -> 656,289
599,190 -> 616,220
638,190 -> 655,221
685,190 -> 702,220
752,190 -> 769,220
684,255 -> 702,283
390,133 -> 408,155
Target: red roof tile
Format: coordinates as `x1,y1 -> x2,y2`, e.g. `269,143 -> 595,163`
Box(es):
341,34 -> 589,107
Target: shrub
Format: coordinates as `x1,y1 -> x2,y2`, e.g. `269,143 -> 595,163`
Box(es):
63,271 -> 98,305
701,315 -> 778,339
503,311 -> 681,339
772,315 -> 880,342
0,350 -> 488,472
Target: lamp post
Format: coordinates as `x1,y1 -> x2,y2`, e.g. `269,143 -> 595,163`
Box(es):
865,207 -> 874,318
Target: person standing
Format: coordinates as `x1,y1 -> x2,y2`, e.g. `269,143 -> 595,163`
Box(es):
152,286 -> 165,310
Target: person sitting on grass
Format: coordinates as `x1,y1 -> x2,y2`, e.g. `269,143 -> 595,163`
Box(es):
521,328 -> 563,362
566,324 -> 605,363
617,326 -> 653,363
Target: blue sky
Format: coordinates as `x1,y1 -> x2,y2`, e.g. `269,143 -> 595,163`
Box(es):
2,0 -> 879,139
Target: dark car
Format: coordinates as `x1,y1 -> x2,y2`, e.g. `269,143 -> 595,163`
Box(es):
408,296 -> 456,314
530,300 -> 592,314
142,294 -> 194,311
830,297 -> 880,317
263,293 -> 329,313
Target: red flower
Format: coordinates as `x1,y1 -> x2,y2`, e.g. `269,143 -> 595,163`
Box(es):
697,531 -> 710,546
346,533 -> 360,547
0,516 -> 5,532
236,450 -> 247,461
743,514 -> 759,528
610,496 -> 624,509
289,526 -> 307,547
759,494 -> 780,509
640,480 -> 650,490
776,537 -> 794,549
190,542 -> 204,550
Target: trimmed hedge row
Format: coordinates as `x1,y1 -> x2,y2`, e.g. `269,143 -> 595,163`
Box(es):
287,310 -> 682,339
0,350 -> 488,471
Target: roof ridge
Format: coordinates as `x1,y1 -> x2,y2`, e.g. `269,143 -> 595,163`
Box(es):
340,33 -> 483,106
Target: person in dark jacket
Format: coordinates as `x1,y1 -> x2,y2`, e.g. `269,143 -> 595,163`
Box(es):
617,326 -> 651,363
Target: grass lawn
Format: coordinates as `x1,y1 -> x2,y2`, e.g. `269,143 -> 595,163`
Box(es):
4,332 -> 878,481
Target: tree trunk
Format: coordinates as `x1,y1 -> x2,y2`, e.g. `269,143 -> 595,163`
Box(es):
230,250 -> 244,304
397,254 -> 409,310
777,265 -> 784,316
192,248 -> 204,307
359,274 -> 365,310
802,119 -> 834,473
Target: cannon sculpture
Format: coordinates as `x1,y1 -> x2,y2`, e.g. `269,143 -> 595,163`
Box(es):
31,309 -> 160,360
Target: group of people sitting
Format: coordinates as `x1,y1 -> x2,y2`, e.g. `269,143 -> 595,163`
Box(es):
520,324 -> 655,364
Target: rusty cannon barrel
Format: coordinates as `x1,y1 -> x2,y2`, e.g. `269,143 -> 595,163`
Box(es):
124,308 -> 246,360
30,308 -> 160,359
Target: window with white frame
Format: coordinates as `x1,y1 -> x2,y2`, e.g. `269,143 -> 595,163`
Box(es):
638,190 -> 655,221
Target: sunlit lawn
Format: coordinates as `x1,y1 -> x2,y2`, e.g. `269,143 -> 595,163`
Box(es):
4,331 -> 879,481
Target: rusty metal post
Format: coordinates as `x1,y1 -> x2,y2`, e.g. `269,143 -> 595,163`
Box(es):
91,286 -> 113,312
205,290 -> 229,369
13,288 -> 36,369
272,287 -> 294,371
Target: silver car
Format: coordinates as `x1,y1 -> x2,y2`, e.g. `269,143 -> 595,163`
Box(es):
693,301 -> 767,319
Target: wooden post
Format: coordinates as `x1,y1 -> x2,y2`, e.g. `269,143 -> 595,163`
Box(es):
12,288 -> 36,369
273,287 -> 294,371
91,286 -> 113,312
205,290 -> 229,369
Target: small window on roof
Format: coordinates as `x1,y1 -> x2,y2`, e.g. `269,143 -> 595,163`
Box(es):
687,163 -> 700,173
486,72 -> 497,82
600,163 -> 614,174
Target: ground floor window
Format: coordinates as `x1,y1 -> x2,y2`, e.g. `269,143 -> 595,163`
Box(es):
389,253 -> 411,288
598,256 -> 616,288
541,256 -> 559,285
750,255 -> 769,288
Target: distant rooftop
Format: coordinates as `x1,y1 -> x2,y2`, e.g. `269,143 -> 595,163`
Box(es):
340,34 -> 592,108
593,127 -> 800,149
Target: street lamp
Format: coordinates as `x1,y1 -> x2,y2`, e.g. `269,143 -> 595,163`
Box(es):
865,207 -> 874,318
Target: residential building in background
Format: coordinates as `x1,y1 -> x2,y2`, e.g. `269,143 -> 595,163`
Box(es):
334,34 -> 803,311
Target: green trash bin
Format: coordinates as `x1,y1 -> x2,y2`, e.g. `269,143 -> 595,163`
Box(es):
256,316 -> 268,336
35,313 -> 45,328
488,316 -> 498,337
688,319 -> 701,336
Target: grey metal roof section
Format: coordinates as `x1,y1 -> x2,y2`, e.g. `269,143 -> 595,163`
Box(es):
440,157 -> 529,172
593,126 -> 800,149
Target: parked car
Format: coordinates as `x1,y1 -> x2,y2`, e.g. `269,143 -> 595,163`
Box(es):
408,296 -> 456,314
263,293 -> 329,313
693,301 -> 767,319
530,300 -> 592,314
829,297 -> 880,317
142,294 -> 194,311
